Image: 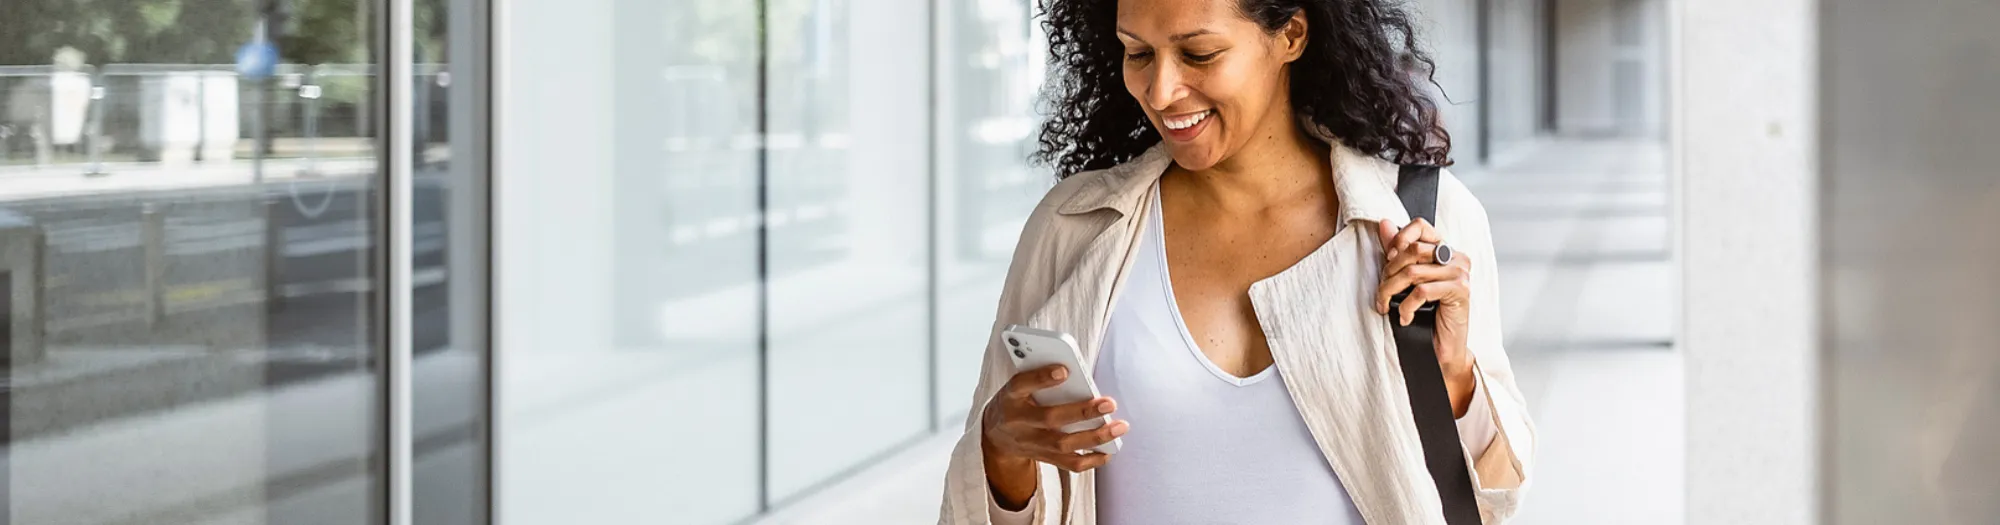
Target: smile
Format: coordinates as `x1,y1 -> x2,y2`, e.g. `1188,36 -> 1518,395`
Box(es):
1163,110 -> 1212,131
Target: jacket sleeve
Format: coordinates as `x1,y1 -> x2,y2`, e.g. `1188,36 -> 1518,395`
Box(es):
1441,171 -> 1537,523
937,182 -> 1084,525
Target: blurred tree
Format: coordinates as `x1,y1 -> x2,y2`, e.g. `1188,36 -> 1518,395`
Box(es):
0,0 -> 384,66
0,0 -> 251,65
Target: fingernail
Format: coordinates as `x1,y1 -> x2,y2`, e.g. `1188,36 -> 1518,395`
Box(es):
1096,399 -> 1114,414
1051,368 -> 1067,380
1110,422 -> 1129,437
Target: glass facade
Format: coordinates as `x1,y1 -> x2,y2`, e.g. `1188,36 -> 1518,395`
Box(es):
761,0 -> 936,503
495,0 -> 1045,521
412,0 -> 490,523
0,0 -> 487,522
934,0 -> 1045,427
497,0 -> 764,521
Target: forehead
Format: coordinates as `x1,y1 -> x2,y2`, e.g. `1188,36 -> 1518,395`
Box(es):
1116,0 -> 1248,37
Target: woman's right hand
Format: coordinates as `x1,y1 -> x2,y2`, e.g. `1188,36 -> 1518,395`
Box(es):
980,364 -> 1129,510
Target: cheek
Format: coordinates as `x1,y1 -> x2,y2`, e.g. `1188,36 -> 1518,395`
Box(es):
1205,62 -> 1279,125
1196,77 -> 1246,122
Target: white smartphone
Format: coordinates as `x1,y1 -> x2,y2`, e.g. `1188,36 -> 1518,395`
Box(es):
1000,325 -> 1121,455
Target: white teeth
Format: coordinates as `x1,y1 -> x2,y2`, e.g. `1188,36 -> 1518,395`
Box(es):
1164,110 -> 1210,131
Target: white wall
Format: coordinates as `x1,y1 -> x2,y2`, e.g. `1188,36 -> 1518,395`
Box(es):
1674,0 -> 1819,522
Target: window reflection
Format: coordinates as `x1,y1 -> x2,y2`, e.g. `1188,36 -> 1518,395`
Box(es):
763,0 -> 935,503
933,0 -> 1044,424
499,0 -> 762,523
411,0 -> 488,523
0,1 -> 384,524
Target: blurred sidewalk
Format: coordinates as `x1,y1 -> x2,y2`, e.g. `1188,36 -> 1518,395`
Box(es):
0,140 -> 459,202
0,157 -> 377,201
756,137 -> 1683,524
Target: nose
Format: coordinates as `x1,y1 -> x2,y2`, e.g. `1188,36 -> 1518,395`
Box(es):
1144,60 -> 1187,112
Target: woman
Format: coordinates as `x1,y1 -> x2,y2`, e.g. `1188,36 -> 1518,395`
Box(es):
938,0 -> 1534,523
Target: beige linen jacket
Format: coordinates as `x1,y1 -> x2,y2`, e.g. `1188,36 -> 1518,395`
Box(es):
936,140 -> 1535,525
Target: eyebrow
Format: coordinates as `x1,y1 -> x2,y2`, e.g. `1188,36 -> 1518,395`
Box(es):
1115,28 -> 1217,43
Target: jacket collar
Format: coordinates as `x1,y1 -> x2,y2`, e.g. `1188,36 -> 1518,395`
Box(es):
1053,132 -> 1414,227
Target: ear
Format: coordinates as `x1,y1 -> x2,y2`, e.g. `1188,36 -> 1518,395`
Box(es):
1277,11 -> 1309,62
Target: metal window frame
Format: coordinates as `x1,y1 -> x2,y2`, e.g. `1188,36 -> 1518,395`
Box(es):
379,0 -> 496,520
449,0 -> 498,521
755,0 -> 773,513
379,0 -> 416,521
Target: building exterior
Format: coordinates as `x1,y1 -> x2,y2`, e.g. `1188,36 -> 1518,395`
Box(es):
6,0 -> 1994,524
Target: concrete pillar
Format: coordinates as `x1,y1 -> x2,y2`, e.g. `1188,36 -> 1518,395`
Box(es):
1673,0 -> 1819,523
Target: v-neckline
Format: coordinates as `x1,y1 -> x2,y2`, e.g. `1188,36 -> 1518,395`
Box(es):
1149,186 -> 1282,386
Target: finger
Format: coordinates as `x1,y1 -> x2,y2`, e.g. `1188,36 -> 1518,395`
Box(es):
1389,219 -> 1433,258
989,427 -> 1066,462
1399,280 -> 1466,326
1003,364 -> 1069,401
1382,241 -> 1439,281
1006,427 -> 1068,456
1376,263 -> 1463,313
1056,419 -> 1130,453
1377,219 -> 1399,248
1039,396 -> 1117,429
1047,451 -> 1114,473
1410,218 -> 1441,243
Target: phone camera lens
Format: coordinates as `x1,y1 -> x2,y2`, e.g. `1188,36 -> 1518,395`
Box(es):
1013,349 -> 1026,359
1006,337 -> 1020,347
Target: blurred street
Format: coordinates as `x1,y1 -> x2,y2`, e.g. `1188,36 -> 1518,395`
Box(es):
756,137 -> 1683,525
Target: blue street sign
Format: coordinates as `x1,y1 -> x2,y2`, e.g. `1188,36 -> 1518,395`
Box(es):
236,40 -> 279,79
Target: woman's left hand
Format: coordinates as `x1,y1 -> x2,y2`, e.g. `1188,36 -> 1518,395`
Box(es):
1374,218 -> 1478,417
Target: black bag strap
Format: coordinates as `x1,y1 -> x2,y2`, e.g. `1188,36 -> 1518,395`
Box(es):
1392,164 -> 1482,524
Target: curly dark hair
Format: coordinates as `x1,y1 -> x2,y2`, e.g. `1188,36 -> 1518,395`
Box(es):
1033,0 -> 1452,178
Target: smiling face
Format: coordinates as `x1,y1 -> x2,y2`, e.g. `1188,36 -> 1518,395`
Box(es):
1117,0 -> 1308,171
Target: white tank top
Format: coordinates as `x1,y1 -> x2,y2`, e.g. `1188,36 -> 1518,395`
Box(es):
1093,187 -> 1364,524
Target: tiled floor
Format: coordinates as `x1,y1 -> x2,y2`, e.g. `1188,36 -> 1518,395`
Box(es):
763,137 -> 1683,524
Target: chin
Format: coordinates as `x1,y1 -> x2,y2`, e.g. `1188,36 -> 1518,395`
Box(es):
1167,143 -> 1225,172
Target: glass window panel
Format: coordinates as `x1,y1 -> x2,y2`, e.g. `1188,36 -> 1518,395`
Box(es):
764,0 -> 934,504
932,0 -> 1044,425
0,1 -> 380,523
410,0 -> 488,522
495,0 -> 763,523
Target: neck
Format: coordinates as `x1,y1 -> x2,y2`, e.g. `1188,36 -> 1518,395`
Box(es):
1176,104 -> 1332,213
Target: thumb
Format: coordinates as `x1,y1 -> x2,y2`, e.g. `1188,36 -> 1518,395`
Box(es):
1377,219 -> 1398,248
